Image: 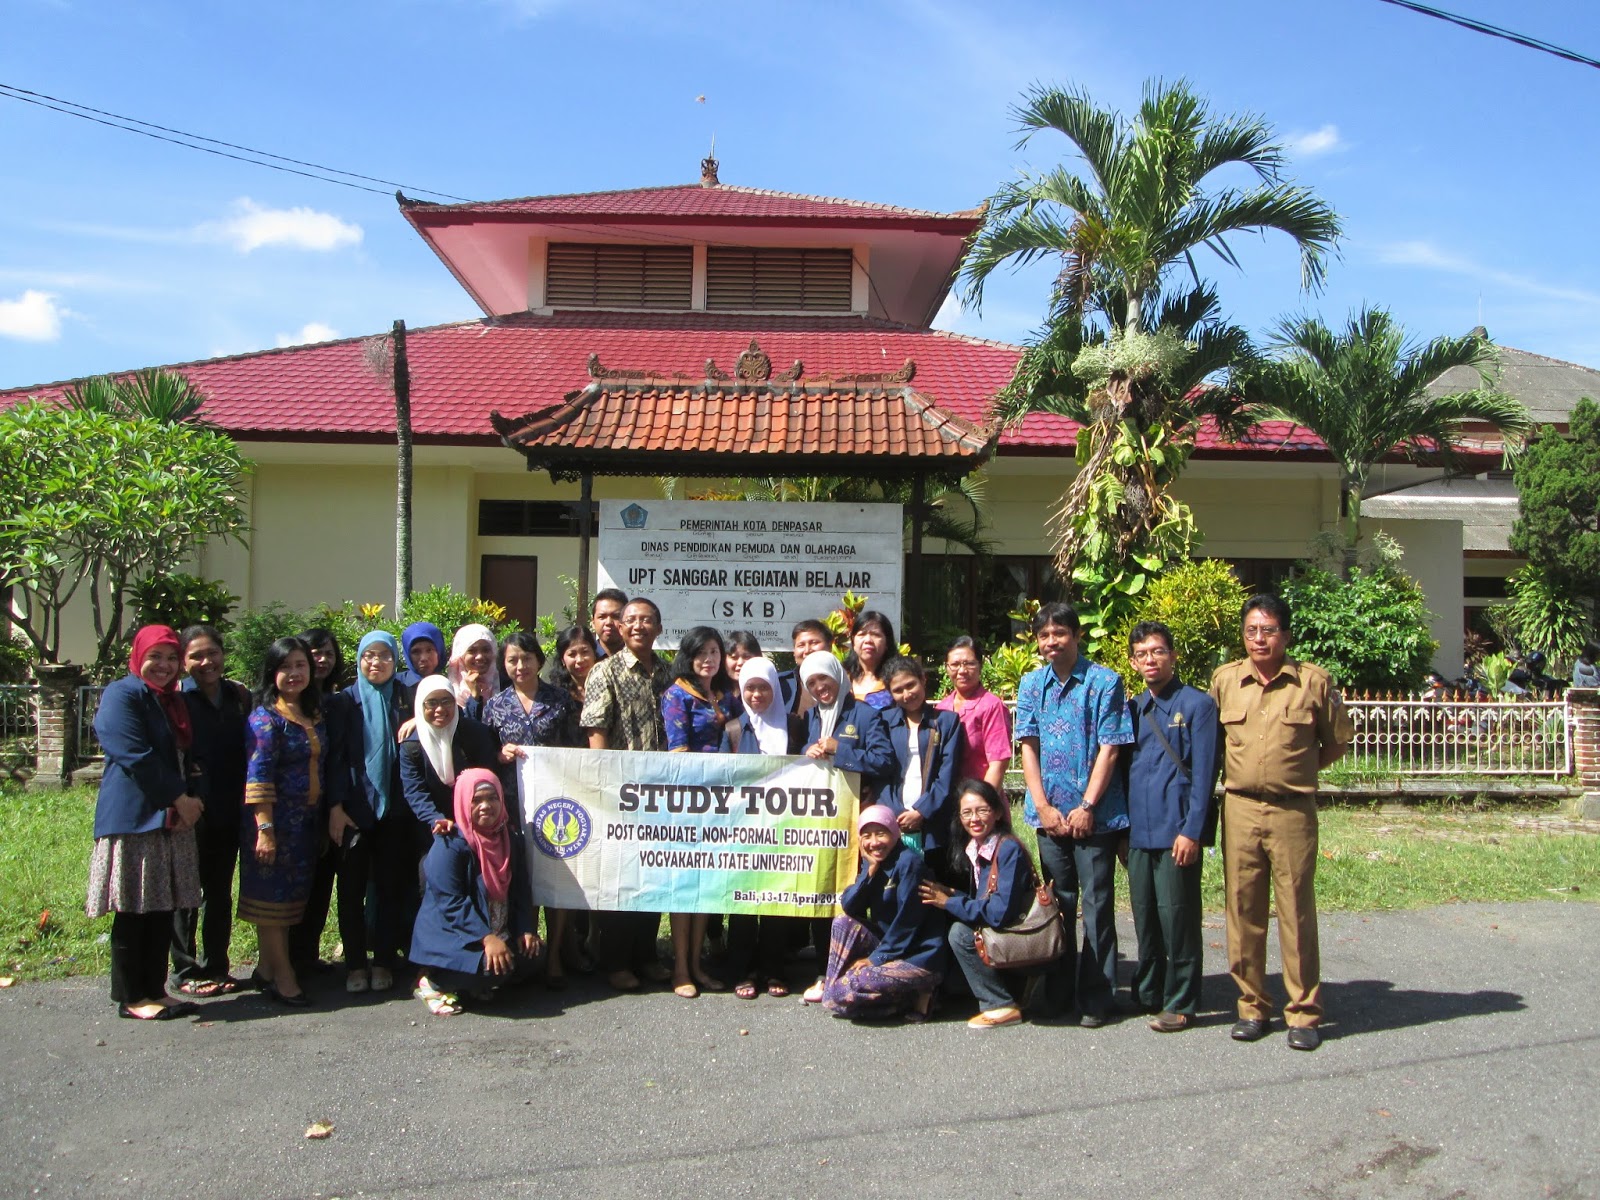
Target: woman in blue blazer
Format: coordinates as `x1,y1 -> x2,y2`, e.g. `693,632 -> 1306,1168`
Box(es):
86,626 -> 204,1020
920,779 -> 1037,1028
411,769 -> 539,1015
809,804 -> 946,1021
399,677 -> 504,832
323,631 -> 415,994
878,656 -> 965,873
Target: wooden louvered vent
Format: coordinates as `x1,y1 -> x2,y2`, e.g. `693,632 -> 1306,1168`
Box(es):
705,247 -> 854,312
545,243 -> 693,309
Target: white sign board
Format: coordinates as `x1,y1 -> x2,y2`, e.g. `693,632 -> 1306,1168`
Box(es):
598,500 -> 903,649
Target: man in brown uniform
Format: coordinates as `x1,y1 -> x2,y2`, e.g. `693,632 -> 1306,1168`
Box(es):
1210,593 -> 1353,1051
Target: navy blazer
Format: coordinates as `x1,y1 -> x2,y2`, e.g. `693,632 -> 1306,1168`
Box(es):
720,710 -> 809,755
324,686 -> 407,830
409,833 -> 534,977
93,673 -> 190,838
803,696 -> 895,794
879,706 -> 965,850
1126,679 -> 1221,849
778,669 -> 801,712
943,835 -> 1035,930
399,716 -> 504,826
840,840 -> 946,972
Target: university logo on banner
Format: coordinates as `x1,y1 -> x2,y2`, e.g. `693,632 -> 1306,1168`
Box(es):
518,747 -> 860,918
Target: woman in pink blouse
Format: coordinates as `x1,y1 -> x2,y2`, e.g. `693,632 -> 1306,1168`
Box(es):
934,637 -> 1012,790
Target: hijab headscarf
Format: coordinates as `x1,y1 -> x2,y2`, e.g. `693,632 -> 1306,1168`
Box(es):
800,650 -> 847,742
355,630 -> 400,818
400,622 -> 445,684
857,804 -> 901,837
130,624 -> 192,750
449,623 -> 500,707
452,767 -> 512,905
413,675 -> 460,786
739,657 -> 790,755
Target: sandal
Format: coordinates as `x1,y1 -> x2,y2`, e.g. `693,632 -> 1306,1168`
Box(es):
174,978 -> 229,998
734,980 -> 759,1000
413,976 -> 442,1001
766,981 -> 790,999
426,993 -> 462,1016
673,981 -> 700,999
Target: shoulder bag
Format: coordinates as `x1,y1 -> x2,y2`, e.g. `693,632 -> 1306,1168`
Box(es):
972,837 -> 1068,970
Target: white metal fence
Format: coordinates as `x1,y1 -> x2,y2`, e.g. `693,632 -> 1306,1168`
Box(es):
1343,697 -> 1572,777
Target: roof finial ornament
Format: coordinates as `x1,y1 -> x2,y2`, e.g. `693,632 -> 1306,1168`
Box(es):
701,134 -> 719,187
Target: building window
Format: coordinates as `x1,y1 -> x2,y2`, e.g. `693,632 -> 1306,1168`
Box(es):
912,555 -> 1067,650
477,500 -> 595,538
1463,576 -> 1510,600
545,243 -> 693,309
705,247 -> 854,312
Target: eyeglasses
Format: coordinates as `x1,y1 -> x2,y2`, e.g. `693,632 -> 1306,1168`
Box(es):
1130,647 -> 1171,662
958,808 -> 992,820
359,650 -> 394,663
421,696 -> 456,710
946,660 -> 979,671
1243,626 -> 1282,641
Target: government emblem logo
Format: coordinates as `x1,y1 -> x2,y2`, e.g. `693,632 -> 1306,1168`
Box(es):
531,797 -> 592,859
620,503 -> 649,529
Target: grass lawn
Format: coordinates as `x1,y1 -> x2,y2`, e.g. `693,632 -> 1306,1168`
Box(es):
3,786 -> 1597,983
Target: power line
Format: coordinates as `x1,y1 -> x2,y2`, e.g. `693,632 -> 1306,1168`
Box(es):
1375,0 -> 1600,70
0,82 -> 470,201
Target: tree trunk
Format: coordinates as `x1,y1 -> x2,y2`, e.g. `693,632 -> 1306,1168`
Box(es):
392,320 -> 414,614
1340,471 -> 1361,580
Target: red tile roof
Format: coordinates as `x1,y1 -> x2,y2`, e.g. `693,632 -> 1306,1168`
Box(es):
0,310 -> 1349,460
491,346 -> 995,479
399,185 -> 985,230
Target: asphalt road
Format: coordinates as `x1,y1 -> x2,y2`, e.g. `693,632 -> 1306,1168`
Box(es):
3,900 -> 1596,1200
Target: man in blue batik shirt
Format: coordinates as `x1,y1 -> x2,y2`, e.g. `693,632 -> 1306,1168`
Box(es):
1125,620 -> 1220,1033
1015,602 -> 1135,1026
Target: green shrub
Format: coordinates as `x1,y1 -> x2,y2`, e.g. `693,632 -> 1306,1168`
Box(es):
129,572 -> 240,634
1110,558 -> 1247,694
1279,564 -> 1436,692
224,602 -> 302,687
401,585 -> 522,642
982,641 -> 1041,701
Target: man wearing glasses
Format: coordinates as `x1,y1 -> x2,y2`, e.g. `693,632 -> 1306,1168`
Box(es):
1210,594 -> 1352,1051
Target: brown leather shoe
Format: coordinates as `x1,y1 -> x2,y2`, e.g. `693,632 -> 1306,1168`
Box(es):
1148,1011 -> 1193,1033
967,1006 -> 1023,1029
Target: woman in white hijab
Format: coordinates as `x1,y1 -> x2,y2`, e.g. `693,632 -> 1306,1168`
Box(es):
795,649 -> 897,1003
400,676 -> 504,835
723,656 -> 811,999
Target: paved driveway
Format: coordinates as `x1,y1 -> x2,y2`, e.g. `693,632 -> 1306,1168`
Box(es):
3,901 -> 1596,1199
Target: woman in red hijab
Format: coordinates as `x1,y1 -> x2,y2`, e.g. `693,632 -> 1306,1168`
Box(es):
86,625 -> 206,1020
409,768 -> 540,1015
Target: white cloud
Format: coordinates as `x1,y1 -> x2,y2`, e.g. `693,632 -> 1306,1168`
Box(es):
0,289 -> 68,341
199,199 -> 363,254
1376,239 -> 1600,307
276,322 -> 342,347
1286,124 -> 1345,158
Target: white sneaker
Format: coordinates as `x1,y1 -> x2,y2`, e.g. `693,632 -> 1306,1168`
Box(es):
345,969 -> 370,994
369,966 -> 394,992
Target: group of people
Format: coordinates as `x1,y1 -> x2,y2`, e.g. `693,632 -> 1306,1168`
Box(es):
88,585 -> 1352,1048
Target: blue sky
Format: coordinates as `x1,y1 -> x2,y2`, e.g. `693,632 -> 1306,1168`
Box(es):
2,0 -> 1598,389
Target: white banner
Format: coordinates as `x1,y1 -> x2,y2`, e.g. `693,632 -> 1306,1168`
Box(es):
597,499 -> 903,648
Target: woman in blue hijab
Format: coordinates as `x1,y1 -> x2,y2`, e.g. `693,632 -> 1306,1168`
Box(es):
324,630 -> 416,994
399,622 -> 446,694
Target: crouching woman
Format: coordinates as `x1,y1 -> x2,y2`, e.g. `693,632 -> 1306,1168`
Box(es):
410,769 -> 541,1015
919,779 -> 1035,1028
814,805 -> 945,1021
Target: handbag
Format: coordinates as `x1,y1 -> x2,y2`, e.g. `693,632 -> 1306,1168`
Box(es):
972,837 -> 1069,970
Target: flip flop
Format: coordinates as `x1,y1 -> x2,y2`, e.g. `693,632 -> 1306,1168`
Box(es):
426,993 -> 462,1016
734,981 -> 759,1000
174,979 -> 228,998
766,982 -> 790,999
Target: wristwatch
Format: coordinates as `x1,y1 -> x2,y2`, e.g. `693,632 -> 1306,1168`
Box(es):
256,821 -> 275,832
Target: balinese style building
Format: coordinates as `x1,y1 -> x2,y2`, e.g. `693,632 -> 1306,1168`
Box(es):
7,160 -> 1588,673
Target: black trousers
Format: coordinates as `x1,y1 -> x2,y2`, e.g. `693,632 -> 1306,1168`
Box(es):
111,910 -> 172,1003
599,911 -> 661,974
169,817 -> 239,983
727,914 -> 799,983
288,838 -> 338,966
337,808 -> 418,970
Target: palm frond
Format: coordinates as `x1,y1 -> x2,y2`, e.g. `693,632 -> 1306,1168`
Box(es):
1159,185 -> 1341,293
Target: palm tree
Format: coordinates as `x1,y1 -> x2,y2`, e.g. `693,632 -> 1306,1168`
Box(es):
62,368 -> 211,424
1239,308 -> 1532,573
959,79 -> 1340,629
